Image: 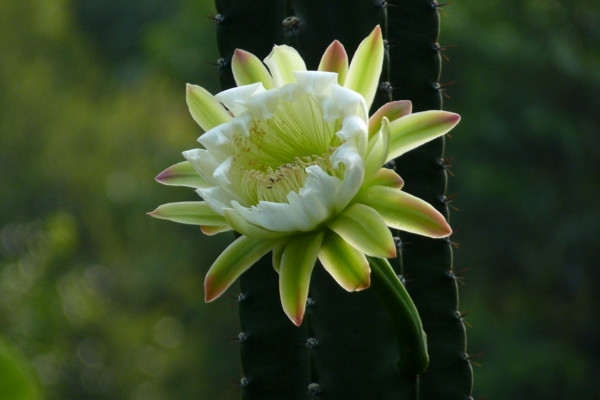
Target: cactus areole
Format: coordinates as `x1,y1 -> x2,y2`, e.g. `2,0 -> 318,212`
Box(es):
149,27 -> 459,330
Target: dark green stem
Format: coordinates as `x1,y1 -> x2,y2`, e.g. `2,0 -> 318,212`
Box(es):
368,256 -> 428,375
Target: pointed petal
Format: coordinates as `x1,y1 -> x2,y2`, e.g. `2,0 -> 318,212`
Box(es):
364,117 -> 391,182
186,84 -> 232,132
387,111 -> 461,161
201,225 -> 232,236
232,49 -> 275,89
365,168 -> 404,189
318,40 -> 349,85
279,233 -> 323,326
272,239 -> 289,273
319,230 -> 370,292
148,202 -> 228,226
204,236 -> 275,302
223,208 -> 289,239
358,185 -> 452,238
155,161 -> 210,188
264,45 -> 306,87
345,25 -> 384,109
327,203 -> 396,258
368,100 -> 412,138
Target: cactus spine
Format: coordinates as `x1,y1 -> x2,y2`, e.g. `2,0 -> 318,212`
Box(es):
388,2 -> 474,399
212,1 -> 472,398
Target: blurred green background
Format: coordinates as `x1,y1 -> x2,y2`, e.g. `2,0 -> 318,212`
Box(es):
1,0 -> 598,399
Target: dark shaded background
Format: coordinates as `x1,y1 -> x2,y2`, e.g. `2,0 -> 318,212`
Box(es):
1,0 -> 598,399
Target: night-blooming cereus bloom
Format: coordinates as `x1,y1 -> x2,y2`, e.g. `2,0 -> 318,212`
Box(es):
149,26 -> 460,326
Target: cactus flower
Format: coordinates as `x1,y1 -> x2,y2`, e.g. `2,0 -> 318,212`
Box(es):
149,26 -> 460,326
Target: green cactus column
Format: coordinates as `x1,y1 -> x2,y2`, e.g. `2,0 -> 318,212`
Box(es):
284,1 -> 418,399
214,2 -> 310,399
211,1 -> 472,399
388,2 -> 474,399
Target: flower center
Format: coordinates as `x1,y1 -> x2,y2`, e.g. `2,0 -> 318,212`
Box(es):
230,93 -> 343,205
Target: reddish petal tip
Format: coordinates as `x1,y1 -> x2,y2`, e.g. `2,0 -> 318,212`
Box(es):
388,246 -> 398,259
155,170 -> 169,183
204,277 -> 220,303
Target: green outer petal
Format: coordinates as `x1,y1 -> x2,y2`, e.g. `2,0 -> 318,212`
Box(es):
223,209 -> 289,239
232,49 -> 275,89
368,100 -> 412,138
364,117 -> 391,183
279,232 -> 323,326
318,230 -> 370,292
327,203 -> 396,258
387,110 -> 461,161
201,225 -> 232,236
272,239 -> 288,273
148,202 -> 228,226
318,40 -> 348,85
264,45 -> 306,87
365,168 -> 404,189
344,25 -> 384,109
205,236 -> 275,302
186,84 -> 232,132
155,161 -> 210,188
357,185 -> 452,238
368,256 -> 429,374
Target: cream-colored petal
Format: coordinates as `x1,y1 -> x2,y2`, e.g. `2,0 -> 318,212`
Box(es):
186,84 -> 232,132
204,236 -> 275,302
279,232 -> 323,326
344,26 -> 384,109
264,45 -> 307,87
368,100 -> 412,138
364,118 -> 391,183
155,161 -> 210,188
365,168 -> 404,189
224,208 -> 289,240
387,111 -> 461,161
214,82 -> 265,116
327,203 -> 396,258
318,40 -> 348,85
182,149 -> 219,185
232,49 -> 275,89
148,201 -> 228,226
357,185 -> 452,238
318,230 -> 370,292
330,141 -> 365,212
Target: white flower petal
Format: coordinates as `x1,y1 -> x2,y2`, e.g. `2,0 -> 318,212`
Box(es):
197,122 -> 234,152
292,71 -> 338,95
337,114 -> 367,141
264,45 -> 306,87
212,156 -> 233,186
214,82 -> 265,116
182,148 -> 219,185
197,186 -> 238,216
330,85 -> 368,119
330,141 -> 365,211
243,88 -> 284,120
